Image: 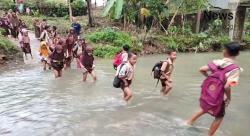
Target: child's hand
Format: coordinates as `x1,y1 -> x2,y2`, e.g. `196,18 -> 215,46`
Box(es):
82,67 -> 88,73
225,98 -> 231,107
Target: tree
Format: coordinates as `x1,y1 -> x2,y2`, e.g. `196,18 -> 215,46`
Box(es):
102,0 -> 124,19
86,0 -> 94,27
68,0 -> 73,22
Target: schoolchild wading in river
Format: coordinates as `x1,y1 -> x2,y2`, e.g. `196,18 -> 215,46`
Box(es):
160,50 -> 177,96
116,52 -> 137,102
77,46 -> 97,82
49,45 -> 66,78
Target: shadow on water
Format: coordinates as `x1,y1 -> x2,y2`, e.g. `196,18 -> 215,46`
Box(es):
0,51 -> 249,136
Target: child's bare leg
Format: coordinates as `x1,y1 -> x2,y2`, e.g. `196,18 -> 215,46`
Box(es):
53,70 -> 59,78
208,117 -> 223,136
42,61 -> 46,70
24,53 -> 27,60
82,72 -> 88,82
123,87 -> 132,102
163,81 -> 172,95
161,86 -> 166,94
30,53 -> 33,59
58,70 -> 62,77
90,71 -> 97,81
186,108 -> 205,125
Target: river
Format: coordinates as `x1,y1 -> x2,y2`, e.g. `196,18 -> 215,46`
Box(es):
0,43 -> 250,135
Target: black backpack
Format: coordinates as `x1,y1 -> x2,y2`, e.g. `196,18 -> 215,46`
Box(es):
152,60 -> 167,86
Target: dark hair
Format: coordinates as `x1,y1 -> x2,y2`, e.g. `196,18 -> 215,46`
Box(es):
166,49 -> 176,55
224,42 -> 240,56
43,19 -> 47,22
123,44 -> 130,52
52,26 -> 57,30
44,25 -> 50,30
128,52 -> 136,59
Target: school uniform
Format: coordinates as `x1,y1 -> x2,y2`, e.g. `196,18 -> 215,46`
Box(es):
116,62 -> 135,89
160,58 -> 174,87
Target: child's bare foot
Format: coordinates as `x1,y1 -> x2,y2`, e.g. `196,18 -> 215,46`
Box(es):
184,120 -> 193,126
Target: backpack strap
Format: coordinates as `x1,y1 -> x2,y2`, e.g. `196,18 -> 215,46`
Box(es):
117,63 -> 126,77
208,61 -> 218,72
222,64 -> 238,74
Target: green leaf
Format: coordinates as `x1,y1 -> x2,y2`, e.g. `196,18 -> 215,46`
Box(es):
102,0 -> 116,17
114,0 -> 124,19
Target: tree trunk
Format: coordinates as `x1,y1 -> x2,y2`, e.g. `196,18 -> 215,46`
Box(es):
68,1 -> 73,22
87,0 -> 94,27
123,11 -> 127,31
168,10 -> 178,28
181,14 -> 184,31
233,6 -> 246,41
195,10 -> 202,33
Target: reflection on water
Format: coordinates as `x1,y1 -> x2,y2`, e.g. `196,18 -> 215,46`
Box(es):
0,52 -> 249,136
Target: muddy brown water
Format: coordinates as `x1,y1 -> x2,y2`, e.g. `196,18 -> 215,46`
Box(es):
0,34 -> 250,136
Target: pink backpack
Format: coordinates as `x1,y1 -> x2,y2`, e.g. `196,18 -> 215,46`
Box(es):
200,62 -> 238,117
112,53 -> 122,69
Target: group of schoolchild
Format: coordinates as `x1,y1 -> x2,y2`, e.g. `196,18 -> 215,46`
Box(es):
1,12 -> 243,136
32,17 -> 98,81
0,10 -> 30,57
113,42 -> 242,136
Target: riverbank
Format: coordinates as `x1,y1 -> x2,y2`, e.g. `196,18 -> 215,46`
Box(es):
0,35 -> 24,72
19,14 -> 250,58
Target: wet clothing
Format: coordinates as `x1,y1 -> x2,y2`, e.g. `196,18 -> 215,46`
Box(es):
66,34 -> 77,57
50,50 -> 65,71
22,43 -> 31,54
160,58 -> 174,80
116,62 -> 135,81
121,79 -> 132,89
216,101 -> 226,118
81,52 -> 94,73
22,36 -> 31,54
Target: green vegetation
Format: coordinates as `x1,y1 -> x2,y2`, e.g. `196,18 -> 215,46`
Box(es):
0,0 -> 87,17
243,22 -> 250,45
86,28 -> 142,58
0,31 -> 19,56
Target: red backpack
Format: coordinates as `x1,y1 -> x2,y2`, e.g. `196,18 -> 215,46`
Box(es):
112,53 -> 122,70
200,62 -> 238,117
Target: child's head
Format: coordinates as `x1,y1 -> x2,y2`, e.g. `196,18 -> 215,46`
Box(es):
223,42 -> 240,58
167,50 -> 177,60
69,28 -> 75,34
85,46 -> 93,56
55,45 -> 63,53
128,52 -> 137,66
123,44 -> 130,52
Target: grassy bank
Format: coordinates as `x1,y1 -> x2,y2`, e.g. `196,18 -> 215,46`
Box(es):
0,34 -> 21,64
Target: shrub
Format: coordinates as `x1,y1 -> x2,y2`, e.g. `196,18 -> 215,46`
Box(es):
0,35 -> 18,55
93,45 -> 120,58
87,28 -> 133,47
